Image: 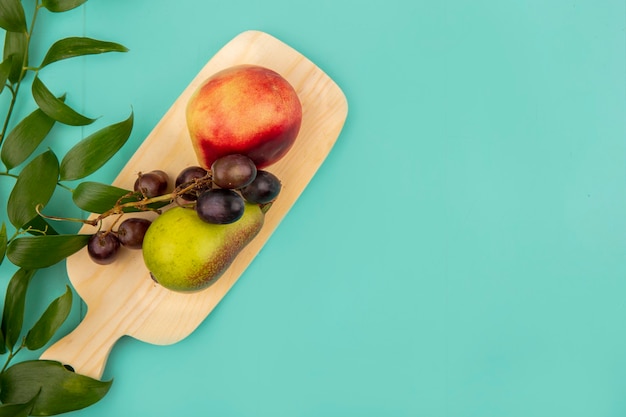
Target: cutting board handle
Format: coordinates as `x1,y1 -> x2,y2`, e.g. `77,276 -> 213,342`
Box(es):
40,309 -> 124,380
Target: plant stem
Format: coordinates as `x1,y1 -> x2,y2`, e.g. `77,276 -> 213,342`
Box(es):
0,79 -> 20,149
56,182 -> 73,192
1,344 -> 23,373
0,1 -> 41,149
0,171 -> 18,179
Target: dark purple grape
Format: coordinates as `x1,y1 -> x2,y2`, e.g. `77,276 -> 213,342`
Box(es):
211,154 -> 257,189
117,218 -> 152,249
151,170 -> 169,184
240,170 -> 281,204
134,170 -> 169,198
88,231 -> 120,265
196,188 -> 245,224
175,166 -> 209,200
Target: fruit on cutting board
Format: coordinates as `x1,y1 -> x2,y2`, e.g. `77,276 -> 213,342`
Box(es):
196,188 -> 246,225
117,218 -> 152,249
86,156 -> 282,294
134,170 -> 170,197
186,64 -> 302,169
85,63 -> 298,293
175,166 -> 209,201
87,231 -> 121,265
211,154 -> 257,189
87,217 -> 153,264
142,204 -> 264,292
240,170 -> 281,204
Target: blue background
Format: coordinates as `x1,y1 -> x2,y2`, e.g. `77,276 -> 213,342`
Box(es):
1,0 -> 625,416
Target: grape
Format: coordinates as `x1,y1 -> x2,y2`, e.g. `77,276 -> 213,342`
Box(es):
211,154 -> 257,189
117,218 -> 152,249
196,188 -> 245,224
88,231 -> 120,265
240,170 -> 281,204
134,170 -> 169,198
175,166 -> 209,200
151,170 -> 169,184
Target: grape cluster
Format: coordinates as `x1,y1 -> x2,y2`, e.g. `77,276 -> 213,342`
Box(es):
86,154 -> 281,265
191,154 -> 281,225
87,170 -> 168,264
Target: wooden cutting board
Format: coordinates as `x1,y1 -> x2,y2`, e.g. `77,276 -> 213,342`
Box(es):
40,30 -> 348,379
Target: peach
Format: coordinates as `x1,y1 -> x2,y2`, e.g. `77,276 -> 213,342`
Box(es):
186,64 -> 302,169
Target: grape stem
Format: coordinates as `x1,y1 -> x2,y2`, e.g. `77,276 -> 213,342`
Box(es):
37,176 -> 214,227
37,173 -> 275,231
0,1 -> 42,150
97,177 -> 211,219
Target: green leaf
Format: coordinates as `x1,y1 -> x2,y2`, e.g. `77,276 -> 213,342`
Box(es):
1,268 -> 35,351
0,391 -> 38,417
42,0 -> 88,13
0,55 -> 13,95
0,360 -> 112,415
72,181 -> 132,213
0,222 -> 6,265
40,37 -> 128,68
6,234 -> 90,269
0,0 -> 26,32
32,76 -> 95,126
3,31 -> 27,83
60,111 -> 133,181
1,107 -> 57,170
25,286 -> 72,350
7,150 -> 59,230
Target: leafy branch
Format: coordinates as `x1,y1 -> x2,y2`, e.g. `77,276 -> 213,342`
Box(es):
0,0 -> 133,414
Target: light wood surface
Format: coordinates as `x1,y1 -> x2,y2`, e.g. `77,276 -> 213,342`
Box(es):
40,30 -> 348,379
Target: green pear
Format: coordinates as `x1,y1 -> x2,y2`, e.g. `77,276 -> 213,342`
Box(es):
142,204 -> 264,292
